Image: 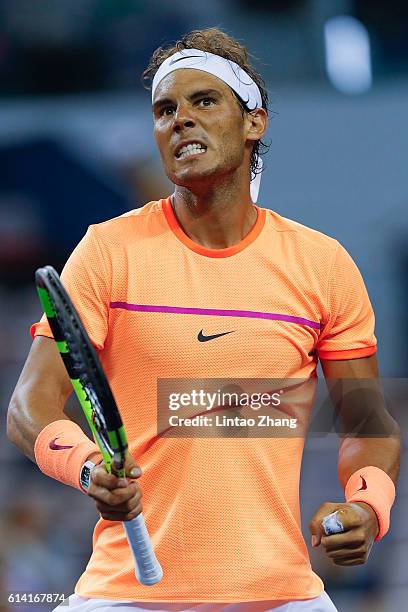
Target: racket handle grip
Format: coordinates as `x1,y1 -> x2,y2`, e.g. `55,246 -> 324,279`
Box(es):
123,514 -> 163,586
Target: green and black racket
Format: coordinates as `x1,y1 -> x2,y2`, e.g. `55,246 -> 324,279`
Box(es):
35,266 -> 163,586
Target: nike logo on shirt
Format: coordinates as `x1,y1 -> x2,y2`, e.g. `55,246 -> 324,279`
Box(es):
49,438 -> 74,450
197,330 -> 234,342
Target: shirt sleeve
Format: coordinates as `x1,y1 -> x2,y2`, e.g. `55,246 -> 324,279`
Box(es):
30,225 -> 110,350
317,242 -> 377,360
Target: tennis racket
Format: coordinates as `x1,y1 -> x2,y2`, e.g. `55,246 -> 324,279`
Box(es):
35,265 -> 163,586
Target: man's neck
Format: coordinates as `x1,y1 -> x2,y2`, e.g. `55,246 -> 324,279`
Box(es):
172,184 -> 257,250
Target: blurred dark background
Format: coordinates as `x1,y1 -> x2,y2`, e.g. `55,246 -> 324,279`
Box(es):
0,1 -> 407,610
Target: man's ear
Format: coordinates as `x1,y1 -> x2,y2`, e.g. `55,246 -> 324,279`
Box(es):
245,108 -> 268,143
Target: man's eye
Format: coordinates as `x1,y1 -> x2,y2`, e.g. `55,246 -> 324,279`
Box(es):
200,98 -> 215,106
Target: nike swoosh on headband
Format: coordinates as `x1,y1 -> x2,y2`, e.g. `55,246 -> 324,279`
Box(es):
169,54 -> 203,66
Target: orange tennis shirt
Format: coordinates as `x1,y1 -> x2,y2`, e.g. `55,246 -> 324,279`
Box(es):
31,197 -> 376,602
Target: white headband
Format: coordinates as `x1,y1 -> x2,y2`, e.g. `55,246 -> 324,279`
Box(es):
151,48 -> 264,202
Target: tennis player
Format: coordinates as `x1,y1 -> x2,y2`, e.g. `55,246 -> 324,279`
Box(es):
8,28 -> 400,612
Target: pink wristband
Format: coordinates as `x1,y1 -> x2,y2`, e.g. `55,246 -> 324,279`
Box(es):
345,465 -> 396,541
34,420 -> 99,492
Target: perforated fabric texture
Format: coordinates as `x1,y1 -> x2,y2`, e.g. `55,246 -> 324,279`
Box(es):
31,198 -> 376,601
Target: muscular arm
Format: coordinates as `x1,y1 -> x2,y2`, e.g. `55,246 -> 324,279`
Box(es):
309,354 -> 400,562
320,354 -> 401,486
7,335 -> 103,466
7,336 -> 141,522
7,337 -> 74,462
7,336 -> 102,463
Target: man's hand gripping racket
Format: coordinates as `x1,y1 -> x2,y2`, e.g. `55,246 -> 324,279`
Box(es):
35,266 -> 163,586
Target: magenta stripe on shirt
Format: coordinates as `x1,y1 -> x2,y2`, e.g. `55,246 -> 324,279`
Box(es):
110,302 -> 322,329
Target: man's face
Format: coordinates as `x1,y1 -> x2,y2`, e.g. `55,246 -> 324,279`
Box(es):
152,69 -> 250,188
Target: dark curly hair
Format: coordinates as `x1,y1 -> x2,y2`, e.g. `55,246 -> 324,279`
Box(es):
142,28 -> 269,180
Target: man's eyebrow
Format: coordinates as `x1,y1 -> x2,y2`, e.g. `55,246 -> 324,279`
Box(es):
189,88 -> 222,100
152,88 -> 222,110
152,97 -> 173,111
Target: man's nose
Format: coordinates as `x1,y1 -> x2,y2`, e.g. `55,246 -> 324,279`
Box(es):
173,104 -> 195,131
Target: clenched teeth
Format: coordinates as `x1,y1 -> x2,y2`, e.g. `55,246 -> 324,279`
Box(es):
176,143 -> 207,159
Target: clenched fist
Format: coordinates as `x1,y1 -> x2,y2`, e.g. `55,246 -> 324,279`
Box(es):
309,501 -> 379,566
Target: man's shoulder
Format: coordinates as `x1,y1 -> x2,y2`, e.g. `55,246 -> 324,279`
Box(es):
266,208 -> 339,254
88,199 -> 166,243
